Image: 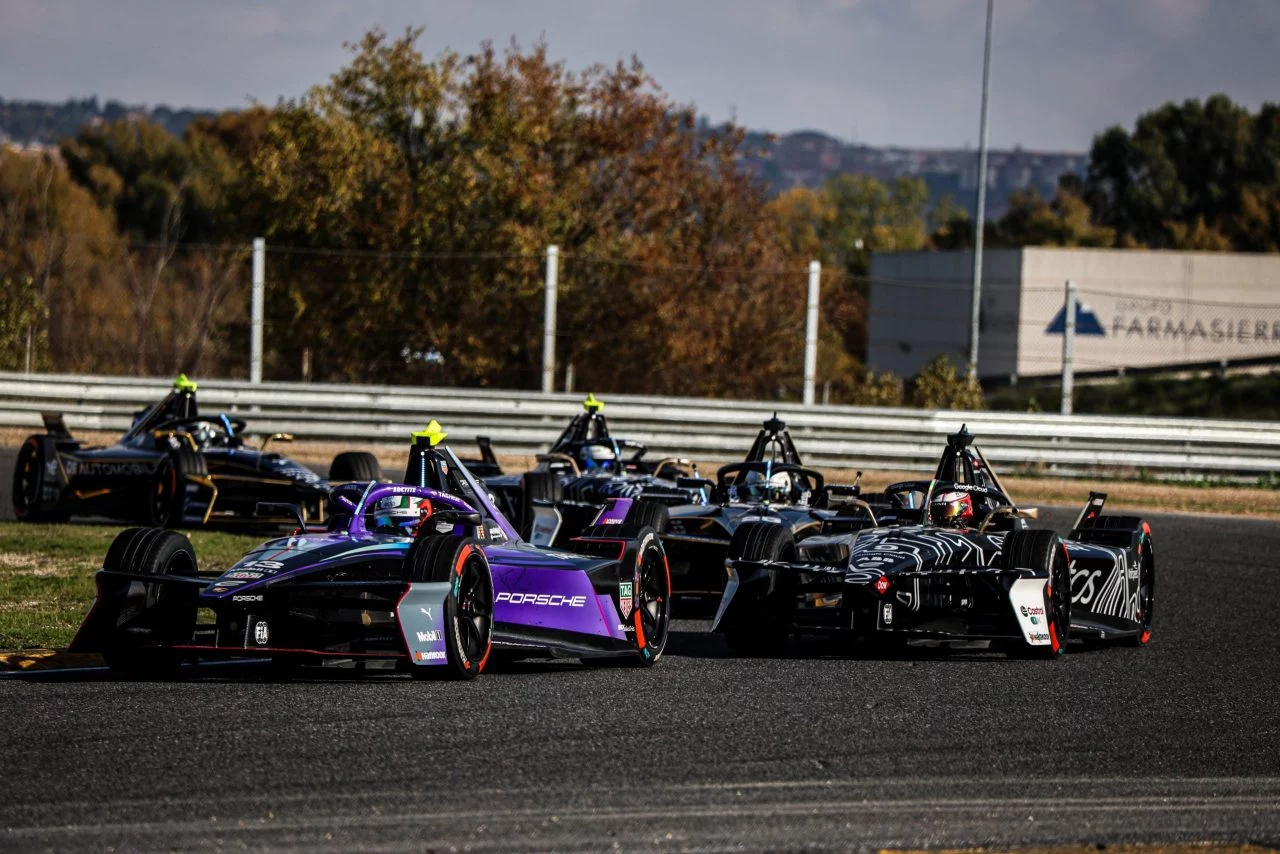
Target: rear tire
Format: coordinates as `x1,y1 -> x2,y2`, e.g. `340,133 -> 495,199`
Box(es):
1000,529 -> 1070,659
1125,529 -> 1155,647
720,522 -> 794,656
403,536 -> 493,680
329,451 -> 382,482
12,435 -> 68,523
627,499 -> 669,533
101,528 -> 199,677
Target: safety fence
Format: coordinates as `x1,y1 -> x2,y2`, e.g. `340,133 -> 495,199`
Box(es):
2,372 -> 1279,478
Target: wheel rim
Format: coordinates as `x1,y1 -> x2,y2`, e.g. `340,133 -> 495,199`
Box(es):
153,460 -> 175,524
635,547 -> 670,656
456,554 -> 492,662
1048,546 -> 1070,654
15,442 -> 40,514
1137,544 -> 1154,642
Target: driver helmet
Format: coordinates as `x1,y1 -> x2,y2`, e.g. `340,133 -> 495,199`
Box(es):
930,490 -> 974,528
189,420 -> 215,448
372,495 -> 428,533
739,469 -> 792,502
582,443 -> 616,471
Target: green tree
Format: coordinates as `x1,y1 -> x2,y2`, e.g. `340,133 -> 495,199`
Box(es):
1084,94 -> 1280,251
910,354 -> 985,410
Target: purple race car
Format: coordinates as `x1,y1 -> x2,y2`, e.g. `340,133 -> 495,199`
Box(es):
69,423 -> 671,679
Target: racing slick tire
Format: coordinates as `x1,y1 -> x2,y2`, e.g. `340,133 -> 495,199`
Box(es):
100,528 -> 199,677
571,524 -> 671,667
627,499 -> 670,533
720,522 -> 795,657
12,435 -> 68,523
328,451 -> 382,483
520,470 -> 562,536
1000,529 -> 1070,659
1075,515 -> 1155,647
148,446 -> 207,528
403,536 -> 493,680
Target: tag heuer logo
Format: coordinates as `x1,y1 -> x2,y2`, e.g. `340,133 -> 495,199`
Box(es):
619,582 -> 634,618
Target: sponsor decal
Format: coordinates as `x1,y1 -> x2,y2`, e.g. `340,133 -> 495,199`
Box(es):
1027,631 -> 1050,643
617,624 -> 635,633
232,594 -> 263,603
1019,605 -> 1045,617
225,571 -> 265,580
619,581 -> 635,618
419,606 -> 433,620
881,602 -> 893,626
1030,616 -> 1040,625
414,650 -> 447,662
495,591 -> 587,608
71,461 -> 157,478
236,560 -> 285,572
415,630 -> 442,643
600,515 -> 627,525
1071,567 -> 1102,605
488,526 -> 503,540
253,621 -> 270,645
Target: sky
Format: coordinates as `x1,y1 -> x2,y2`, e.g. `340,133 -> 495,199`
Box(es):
1,0 -> 1276,152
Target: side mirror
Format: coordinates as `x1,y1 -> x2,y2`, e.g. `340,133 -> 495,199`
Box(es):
255,501 -> 306,530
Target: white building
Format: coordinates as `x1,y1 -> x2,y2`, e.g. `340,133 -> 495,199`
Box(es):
868,247 -> 1280,380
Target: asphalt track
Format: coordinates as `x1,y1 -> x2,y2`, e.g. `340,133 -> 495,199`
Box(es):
2,446 -> 1280,851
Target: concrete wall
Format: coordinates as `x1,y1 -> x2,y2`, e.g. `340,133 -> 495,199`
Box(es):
868,248 -> 1280,380
1018,248 -> 1280,377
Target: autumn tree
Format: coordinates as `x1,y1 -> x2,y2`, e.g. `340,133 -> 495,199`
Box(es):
252,28 -> 804,396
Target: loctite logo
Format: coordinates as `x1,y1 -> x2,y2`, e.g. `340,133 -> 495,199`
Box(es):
495,592 -> 587,608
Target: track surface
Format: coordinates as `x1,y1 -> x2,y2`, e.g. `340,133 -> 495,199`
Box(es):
2,446 -> 1280,851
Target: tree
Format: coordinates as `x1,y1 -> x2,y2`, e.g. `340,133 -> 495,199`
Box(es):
989,185 -> 1114,248
251,28 -> 804,396
1084,94 -> 1280,251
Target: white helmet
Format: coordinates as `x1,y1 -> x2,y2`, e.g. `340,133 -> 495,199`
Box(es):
583,443 -> 617,470
372,495 -> 428,533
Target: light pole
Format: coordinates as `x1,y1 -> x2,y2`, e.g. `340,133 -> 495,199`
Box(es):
967,0 -> 994,380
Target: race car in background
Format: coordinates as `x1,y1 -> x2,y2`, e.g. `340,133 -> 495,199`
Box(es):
11,375 -> 381,528
69,421 -> 671,678
712,425 -> 1155,658
651,414 -> 866,599
477,394 -> 710,542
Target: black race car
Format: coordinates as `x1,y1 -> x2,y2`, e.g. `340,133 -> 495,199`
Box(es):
711,426 -> 1155,658
477,394 -> 709,543
647,415 -> 863,599
11,375 -> 381,528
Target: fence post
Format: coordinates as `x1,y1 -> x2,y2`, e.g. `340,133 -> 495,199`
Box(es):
250,238 -> 265,384
1060,279 -> 1076,415
803,260 -> 821,406
542,245 -> 559,394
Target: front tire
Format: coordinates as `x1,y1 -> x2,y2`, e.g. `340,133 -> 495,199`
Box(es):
403,536 -> 493,680
149,447 -> 207,528
1000,529 -> 1070,659
720,522 -> 795,656
100,528 -> 199,677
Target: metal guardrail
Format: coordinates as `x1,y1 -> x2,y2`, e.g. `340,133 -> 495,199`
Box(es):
1,371 -> 1278,478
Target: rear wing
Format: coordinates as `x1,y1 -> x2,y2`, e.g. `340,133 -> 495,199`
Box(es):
41,412 -> 73,440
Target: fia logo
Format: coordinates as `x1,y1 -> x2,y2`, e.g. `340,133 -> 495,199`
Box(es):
253,621 -> 269,645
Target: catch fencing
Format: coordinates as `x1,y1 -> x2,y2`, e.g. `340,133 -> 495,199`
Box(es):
2,372 -> 1279,479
